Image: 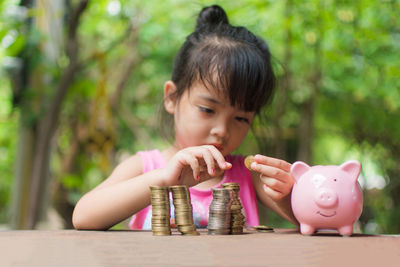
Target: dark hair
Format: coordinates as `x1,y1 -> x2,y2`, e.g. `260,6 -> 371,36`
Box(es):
160,5 -> 275,140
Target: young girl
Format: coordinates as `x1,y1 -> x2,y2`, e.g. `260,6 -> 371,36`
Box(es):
72,5 -> 298,230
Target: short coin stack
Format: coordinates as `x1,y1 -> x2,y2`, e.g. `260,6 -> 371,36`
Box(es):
208,188 -> 233,235
222,183 -> 246,234
150,186 -> 171,236
170,185 -> 199,235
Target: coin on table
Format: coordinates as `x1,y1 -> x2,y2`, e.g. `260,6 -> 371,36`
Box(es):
251,225 -> 274,233
244,155 -> 255,170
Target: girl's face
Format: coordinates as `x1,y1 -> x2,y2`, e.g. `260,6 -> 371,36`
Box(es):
165,81 -> 255,156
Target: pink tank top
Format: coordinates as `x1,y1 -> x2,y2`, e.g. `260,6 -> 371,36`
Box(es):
129,149 -> 259,229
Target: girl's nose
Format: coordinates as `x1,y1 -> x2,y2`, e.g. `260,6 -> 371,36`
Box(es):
210,120 -> 230,140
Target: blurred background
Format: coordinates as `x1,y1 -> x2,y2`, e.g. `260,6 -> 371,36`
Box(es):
0,0 -> 399,233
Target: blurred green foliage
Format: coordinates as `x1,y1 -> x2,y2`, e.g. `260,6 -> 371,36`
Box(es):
0,79 -> 17,223
0,0 -> 399,233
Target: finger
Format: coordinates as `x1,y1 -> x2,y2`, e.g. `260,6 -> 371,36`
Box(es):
199,148 -> 217,176
251,163 -> 290,183
259,175 -> 287,194
207,145 -> 232,170
180,153 -> 201,181
263,184 -> 285,201
254,154 -> 291,172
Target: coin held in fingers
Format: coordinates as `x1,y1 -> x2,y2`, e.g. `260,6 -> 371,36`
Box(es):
244,155 -> 255,170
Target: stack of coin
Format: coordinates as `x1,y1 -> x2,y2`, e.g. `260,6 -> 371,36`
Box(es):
208,188 -> 233,235
170,185 -> 199,235
150,186 -> 171,236
222,183 -> 246,234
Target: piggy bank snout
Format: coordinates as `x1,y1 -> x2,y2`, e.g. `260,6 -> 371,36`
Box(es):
314,188 -> 338,208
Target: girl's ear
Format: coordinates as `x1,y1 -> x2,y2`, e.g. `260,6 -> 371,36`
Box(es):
164,81 -> 177,114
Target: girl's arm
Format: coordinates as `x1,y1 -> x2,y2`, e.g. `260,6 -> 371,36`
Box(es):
250,154 -> 299,225
72,154 -> 166,230
72,145 -> 231,230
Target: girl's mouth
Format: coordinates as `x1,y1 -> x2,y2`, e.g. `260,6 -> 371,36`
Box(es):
211,144 -> 224,151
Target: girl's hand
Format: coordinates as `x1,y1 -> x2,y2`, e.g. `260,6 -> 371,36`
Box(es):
163,145 -> 232,187
250,154 -> 294,201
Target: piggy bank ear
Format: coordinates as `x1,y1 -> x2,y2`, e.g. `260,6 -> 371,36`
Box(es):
290,161 -> 310,182
339,160 -> 361,182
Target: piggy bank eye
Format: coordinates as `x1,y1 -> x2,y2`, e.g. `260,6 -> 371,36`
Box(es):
334,179 -> 337,182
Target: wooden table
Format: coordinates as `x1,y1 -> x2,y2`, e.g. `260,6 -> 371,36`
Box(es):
1,229 -> 399,266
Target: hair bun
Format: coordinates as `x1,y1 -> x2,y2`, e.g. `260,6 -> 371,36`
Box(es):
196,5 -> 229,31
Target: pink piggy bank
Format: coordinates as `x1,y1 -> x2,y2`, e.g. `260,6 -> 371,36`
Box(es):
290,160 -> 363,236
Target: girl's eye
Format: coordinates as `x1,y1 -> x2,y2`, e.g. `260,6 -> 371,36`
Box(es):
235,117 -> 250,124
199,107 -> 214,114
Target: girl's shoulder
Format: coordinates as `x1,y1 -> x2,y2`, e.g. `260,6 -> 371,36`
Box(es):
136,149 -> 168,172
111,153 -> 143,176
106,149 -> 164,181
97,153 -> 144,188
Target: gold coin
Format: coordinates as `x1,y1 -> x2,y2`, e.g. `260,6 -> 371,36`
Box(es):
244,155 -> 255,170
251,225 -> 274,232
222,182 -> 239,188
150,186 -> 169,191
152,231 -> 171,236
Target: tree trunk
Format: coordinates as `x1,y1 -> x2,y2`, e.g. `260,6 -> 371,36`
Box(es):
11,120 -> 35,228
51,19 -> 141,228
10,0 -> 88,229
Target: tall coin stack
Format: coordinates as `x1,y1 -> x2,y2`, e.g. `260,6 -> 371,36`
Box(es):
208,188 -> 233,235
150,186 -> 171,236
222,183 -> 246,234
170,185 -> 199,235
